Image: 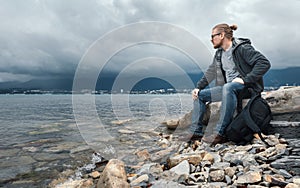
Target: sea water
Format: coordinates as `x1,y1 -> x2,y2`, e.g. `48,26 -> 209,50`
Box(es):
0,94 -> 192,187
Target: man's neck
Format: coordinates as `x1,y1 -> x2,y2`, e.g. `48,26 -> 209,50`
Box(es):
222,40 -> 232,51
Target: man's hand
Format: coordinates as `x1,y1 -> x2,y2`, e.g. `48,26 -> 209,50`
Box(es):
232,77 -> 244,84
192,88 -> 200,100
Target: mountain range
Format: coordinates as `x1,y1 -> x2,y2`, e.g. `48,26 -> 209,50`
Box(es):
0,67 -> 299,92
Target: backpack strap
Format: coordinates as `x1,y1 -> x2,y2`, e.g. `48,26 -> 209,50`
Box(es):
236,87 -> 253,114
236,92 -> 243,114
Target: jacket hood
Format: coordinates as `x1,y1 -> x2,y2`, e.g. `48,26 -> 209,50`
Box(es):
232,38 -> 251,50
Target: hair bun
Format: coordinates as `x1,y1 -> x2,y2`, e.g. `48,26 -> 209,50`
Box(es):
230,24 -> 238,31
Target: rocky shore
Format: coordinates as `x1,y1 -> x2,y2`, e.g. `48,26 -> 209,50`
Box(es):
50,130 -> 300,188
50,86 -> 300,188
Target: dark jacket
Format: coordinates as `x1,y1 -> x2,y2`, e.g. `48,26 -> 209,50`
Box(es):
197,38 -> 271,93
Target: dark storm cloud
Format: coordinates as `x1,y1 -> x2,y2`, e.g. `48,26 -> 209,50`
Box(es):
0,0 -> 299,82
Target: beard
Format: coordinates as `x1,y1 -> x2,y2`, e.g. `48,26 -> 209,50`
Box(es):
213,42 -> 222,49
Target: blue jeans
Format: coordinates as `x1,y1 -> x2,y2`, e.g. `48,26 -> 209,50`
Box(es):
190,82 -> 245,136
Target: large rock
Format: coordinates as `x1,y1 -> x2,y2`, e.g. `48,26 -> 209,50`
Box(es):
177,104 -> 211,129
165,86 -> 300,130
264,86 -> 300,114
97,159 -> 129,188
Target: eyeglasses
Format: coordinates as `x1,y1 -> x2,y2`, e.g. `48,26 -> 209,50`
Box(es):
211,33 -> 221,39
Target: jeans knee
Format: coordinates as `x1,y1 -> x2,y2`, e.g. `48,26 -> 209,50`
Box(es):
198,90 -> 207,101
223,82 -> 241,95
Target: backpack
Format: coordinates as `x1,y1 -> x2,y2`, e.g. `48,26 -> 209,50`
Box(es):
225,91 -> 273,145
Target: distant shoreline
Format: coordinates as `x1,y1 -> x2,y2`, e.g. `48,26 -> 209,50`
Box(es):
1,86 -> 296,95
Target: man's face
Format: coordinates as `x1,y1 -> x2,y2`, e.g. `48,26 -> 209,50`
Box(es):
211,29 -> 223,49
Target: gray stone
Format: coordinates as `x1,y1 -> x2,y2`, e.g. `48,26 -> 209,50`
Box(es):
138,163 -> 163,178
232,175 -> 237,182
235,145 -> 253,152
161,171 -> 188,183
97,159 -> 129,188
223,152 -> 246,165
130,174 -> 149,186
224,167 -> 237,178
170,160 -> 190,176
150,148 -> 175,162
158,138 -> 170,147
209,169 -> 225,182
236,165 -> 244,172
136,149 -> 150,161
275,144 -> 288,155
259,147 -> 277,158
190,164 -> 196,173
201,160 -> 212,168
167,153 -> 202,168
202,182 -> 227,188
225,175 -> 232,185
278,169 -> 293,179
195,165 -> 201,172
202,152 -> 214,163
236,171 -> 262,184
255,154 -> 268,162
177,111 -> 191,129
55,179 -> 88,188
243,154 -> 259,167
211,162 -> 231,170
249,166 -> 263,173
211,152 -> 222,163
165,119 -> 179,129
118,129 -> 135,134
263,174 -> 288,187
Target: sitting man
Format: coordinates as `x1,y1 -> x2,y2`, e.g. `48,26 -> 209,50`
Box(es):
189,23 -> 271,145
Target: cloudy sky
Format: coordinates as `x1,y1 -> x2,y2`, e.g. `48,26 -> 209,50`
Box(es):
0,0 -> 299,83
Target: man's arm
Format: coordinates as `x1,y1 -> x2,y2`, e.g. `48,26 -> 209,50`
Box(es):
239,44 -> 271,85
196,61 -> 216,90
193,61 -> 217,100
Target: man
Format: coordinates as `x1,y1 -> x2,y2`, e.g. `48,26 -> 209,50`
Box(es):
189,23 -> 271,145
